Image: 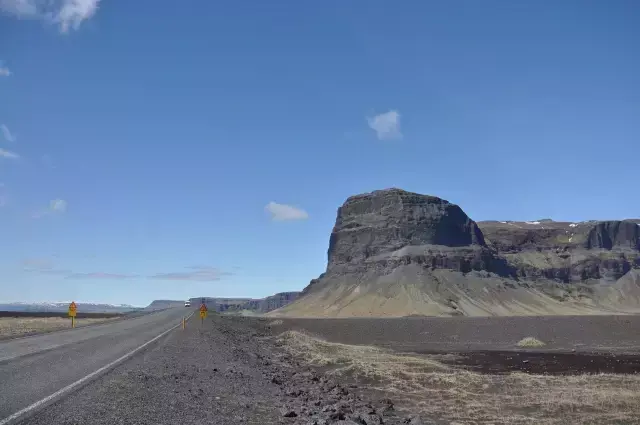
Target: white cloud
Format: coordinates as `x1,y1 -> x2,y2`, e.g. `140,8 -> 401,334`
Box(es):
0,0 -> 100,32
367,110 -> 402,140
31,198 -> 67,218
0,66 -> 11,77
0,148 -> 19,159
1,124 -> 16,142
54,0 -> 100,32
265,201 -> 309,221
50,199 -> 67,212
150,266 -> 233,282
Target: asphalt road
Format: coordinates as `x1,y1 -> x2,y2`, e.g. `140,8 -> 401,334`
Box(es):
0,307 -> 191,423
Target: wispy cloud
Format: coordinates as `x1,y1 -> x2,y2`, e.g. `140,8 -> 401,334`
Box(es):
265,201 -> 309,221
32,198 -> 68,218
22,258 -> 55,270
0,0 -> 101,32
0,148 -> 19,159
22,259 -> 231,281
0,65 -> 10,77
21,258 -> 137,279
22,258 -> 72,275
1,124 -> 16,142
67,272 -> 138,280
367,110 -> 402,140
150,266 -> 233,282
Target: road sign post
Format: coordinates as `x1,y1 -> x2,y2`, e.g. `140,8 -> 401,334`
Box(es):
68,301 -> 77,328
199,303 -> 207,325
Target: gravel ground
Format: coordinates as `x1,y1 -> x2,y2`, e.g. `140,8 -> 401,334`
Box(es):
25,314 -> 422,425
437,350 -> 640,374
268,315 -> 640,354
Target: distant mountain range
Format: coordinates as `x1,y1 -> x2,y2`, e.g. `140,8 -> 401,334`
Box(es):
189,292 -> 300,313
0,302 -> 141,313
142,292 -> 299,314
145,300 -> 186,310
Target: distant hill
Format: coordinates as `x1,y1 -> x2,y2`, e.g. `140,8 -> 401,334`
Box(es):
145,300 -> 185,310
190,292 -> 299,314
0,302 -> 141,314
269,188 -> 640,318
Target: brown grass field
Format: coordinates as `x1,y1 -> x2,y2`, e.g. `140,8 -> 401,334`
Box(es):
0,317 -> 119,339
267,316 -> 640,424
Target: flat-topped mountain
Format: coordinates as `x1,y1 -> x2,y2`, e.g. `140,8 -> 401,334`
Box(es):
270,189 -> 640,318
190,292 -> 299,314
328,189 -> 486,267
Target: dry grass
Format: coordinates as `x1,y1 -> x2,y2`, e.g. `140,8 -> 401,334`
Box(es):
0,317 -> 118,338
516,336 -> 546,347
276,330 -> 640,425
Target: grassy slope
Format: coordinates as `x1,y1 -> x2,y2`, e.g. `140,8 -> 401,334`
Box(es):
270,267 -> 640,318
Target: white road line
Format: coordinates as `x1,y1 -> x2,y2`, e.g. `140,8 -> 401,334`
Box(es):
0,313 -> 193,425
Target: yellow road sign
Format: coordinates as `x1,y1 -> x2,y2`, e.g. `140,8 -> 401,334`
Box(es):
68,301 -> 77,318
199,303 -> 208,322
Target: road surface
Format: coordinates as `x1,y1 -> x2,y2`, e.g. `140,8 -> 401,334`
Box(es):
0,313 -> 424,425
0,307 -> 191,424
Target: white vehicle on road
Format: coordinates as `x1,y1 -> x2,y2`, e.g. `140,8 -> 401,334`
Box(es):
184,301 -> 191,307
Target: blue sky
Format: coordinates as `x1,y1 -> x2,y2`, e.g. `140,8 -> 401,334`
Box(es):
0,0 -> 638,306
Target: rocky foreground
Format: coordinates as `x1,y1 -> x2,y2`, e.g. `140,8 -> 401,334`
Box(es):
271,188 -> 640,317
26,314 -> 422,425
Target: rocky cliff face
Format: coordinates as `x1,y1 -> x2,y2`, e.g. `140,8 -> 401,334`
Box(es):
301,189 -> 514,300
586,221 -> 640,250
327,189 -> 486,267
191,292 -> 299,314
259,292 -> 300,312
479,219 -> 640,283
271,189 -> 640,318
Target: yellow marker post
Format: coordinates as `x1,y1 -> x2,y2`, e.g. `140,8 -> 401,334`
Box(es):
182,317 -> 186,330
68,301 -> 77,328
199,303 -> 208,325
